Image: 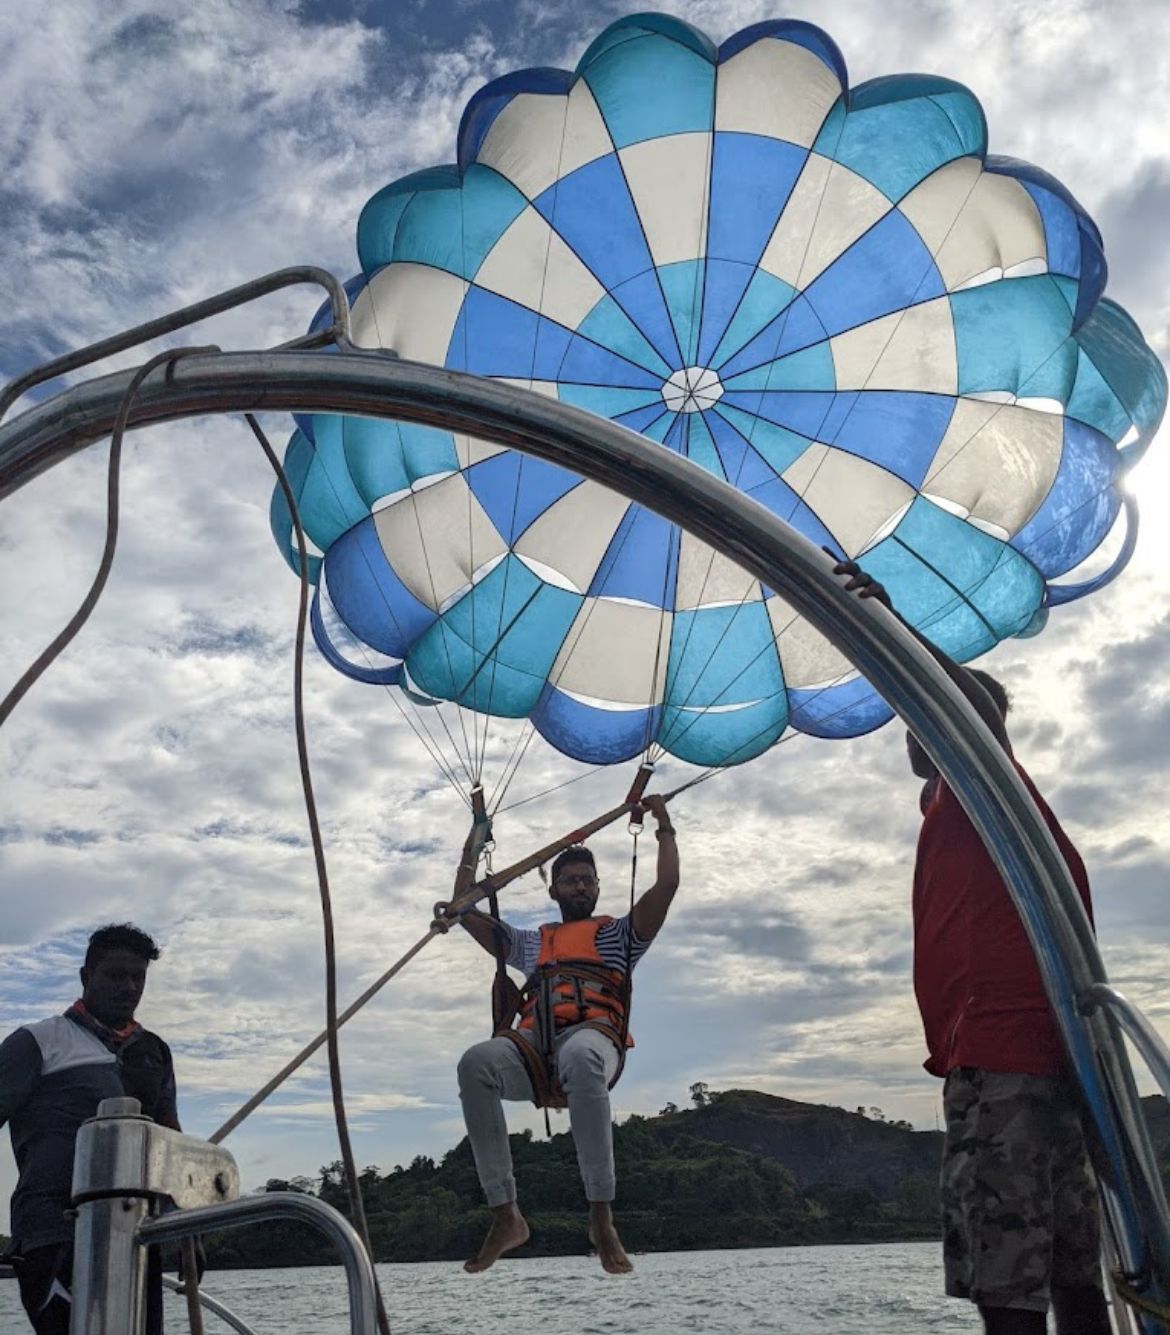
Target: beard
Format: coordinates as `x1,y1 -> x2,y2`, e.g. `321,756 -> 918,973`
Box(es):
562,894 -> 596,921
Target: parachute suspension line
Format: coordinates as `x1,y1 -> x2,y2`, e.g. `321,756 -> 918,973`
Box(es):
380,685 -> 474,810
408,496 -> 478,785
452,147 -> 484,787
476,91 -> 574,790
245,413 -> 392,1335
0,345 -> 216,731
290,422 -> 477,800
678,76 -> 717,406
635,109 -> 723,759
578,796 -> 643,1142
455,582 -> 544,722
648,331 -> 795,763
315,579 -> 470,803
485,482 -> 656,813
212,780 -> 654,1141
637,490 -> 682,766
486,716 -> 542,815
493,760 -> 612,816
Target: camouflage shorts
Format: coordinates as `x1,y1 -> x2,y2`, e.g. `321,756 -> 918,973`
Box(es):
941,1067 -> 1101,1312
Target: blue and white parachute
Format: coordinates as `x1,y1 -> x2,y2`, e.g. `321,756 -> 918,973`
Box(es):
272,13 -> 1166,769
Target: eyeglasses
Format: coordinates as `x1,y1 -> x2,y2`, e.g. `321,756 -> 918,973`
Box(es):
556,873 -> 598,889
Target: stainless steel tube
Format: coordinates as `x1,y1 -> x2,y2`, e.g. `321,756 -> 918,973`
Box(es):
2,349 -> 1167,1316
70,1195 -> 150,1335
1083,983 -> 1170,1107
161,1275 -> 257,1335
139,1193 -> 377,1335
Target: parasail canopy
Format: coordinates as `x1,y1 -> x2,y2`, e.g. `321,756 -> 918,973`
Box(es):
271,12 -> 1166,775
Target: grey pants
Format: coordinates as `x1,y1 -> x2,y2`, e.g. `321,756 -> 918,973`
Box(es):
458,1024 -> 620,1206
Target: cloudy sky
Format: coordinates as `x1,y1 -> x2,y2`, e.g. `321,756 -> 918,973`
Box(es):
1,0 -> 1168,1239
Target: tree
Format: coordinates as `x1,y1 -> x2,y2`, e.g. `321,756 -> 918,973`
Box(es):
659,1101 -> 679,1115
689,1081 -> 710,1108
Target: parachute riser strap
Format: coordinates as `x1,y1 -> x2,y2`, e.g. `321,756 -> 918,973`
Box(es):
456,763 -> 658,911
607,813 -> 640,1092
216,776 -> 660,1145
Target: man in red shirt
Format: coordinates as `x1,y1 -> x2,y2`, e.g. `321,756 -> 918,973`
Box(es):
833,558 -> 1110,1335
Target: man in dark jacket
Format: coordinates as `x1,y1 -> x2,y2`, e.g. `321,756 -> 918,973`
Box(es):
0,923 -> 179,1334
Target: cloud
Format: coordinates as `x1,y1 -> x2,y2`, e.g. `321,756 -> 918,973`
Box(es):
2,0 -> 1168,1234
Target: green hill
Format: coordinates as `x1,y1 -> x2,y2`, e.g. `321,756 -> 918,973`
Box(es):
203,1088 -> 945,1268
9,1090 -> 1170,1268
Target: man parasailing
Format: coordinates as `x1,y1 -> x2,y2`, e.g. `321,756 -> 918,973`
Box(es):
436,794 -> 679,1275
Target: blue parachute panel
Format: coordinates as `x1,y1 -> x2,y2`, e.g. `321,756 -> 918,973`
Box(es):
825,77 -> 986,201
789,678 -> 894,738
582,28 -> 716,147
272,12 -> 1166,766
1011,420 -> 1119,579
533,686 -> 662,765
660,695 -> 788,766
466,454 -> 582,544
588,506 -> 679,608
323,518 -> 437,661
802,212 -> 946,337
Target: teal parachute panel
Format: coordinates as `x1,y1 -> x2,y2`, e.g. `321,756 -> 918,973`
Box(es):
271,14 -> 1166,767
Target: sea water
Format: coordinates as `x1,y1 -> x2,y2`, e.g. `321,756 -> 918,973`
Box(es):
2,1241 -> 985,1333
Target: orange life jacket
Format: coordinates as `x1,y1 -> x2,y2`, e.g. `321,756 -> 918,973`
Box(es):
493,916 -> 633,1111
516,918 -> 633,1046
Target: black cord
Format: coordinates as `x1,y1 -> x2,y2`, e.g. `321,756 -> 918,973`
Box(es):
245,413 -> 392,1335
0,346 -> 215,731
0,356 -> 396,1326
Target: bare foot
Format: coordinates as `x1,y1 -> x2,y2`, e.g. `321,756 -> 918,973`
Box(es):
588,1202 -> 633,1275
464,1203 -> 530,1273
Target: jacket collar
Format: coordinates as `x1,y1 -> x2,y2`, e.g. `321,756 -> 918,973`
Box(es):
66,999 -> 141,1048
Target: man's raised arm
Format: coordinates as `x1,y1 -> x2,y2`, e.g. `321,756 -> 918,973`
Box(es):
631,796 -> 680,942
830,556 -> 1011,753
434,823 -> 512,959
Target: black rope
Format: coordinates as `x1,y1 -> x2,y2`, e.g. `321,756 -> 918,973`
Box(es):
0,346 -> 214,730
246,413 -> 392,1335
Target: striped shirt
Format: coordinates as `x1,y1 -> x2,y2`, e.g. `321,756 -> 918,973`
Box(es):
503,915 -> 651,979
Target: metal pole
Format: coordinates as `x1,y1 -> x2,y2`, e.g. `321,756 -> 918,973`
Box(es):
161,1276 -> 257,1335
71,1194 -> 150,1335
3,349 -> 1166,1315
140,1194 -> 378,1335
70,1098 -> 152,1335
1083,983 -> 1170,1106
0,267 -> 352,424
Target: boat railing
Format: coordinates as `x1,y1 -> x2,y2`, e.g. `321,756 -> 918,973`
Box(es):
160,1274 -> 256,1335
1082,984 -> 1170,1107
2,286 -> 1168,1331
70,1097 -> 377,1335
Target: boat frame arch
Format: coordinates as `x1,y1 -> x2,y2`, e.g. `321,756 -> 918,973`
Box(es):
1,343 -> 1168,1330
